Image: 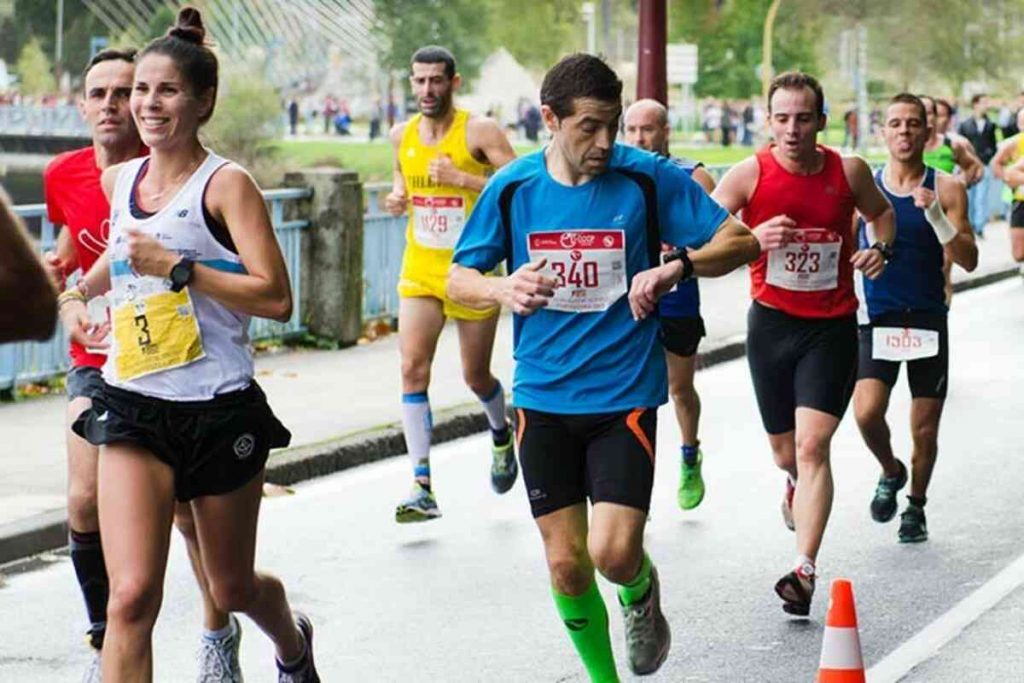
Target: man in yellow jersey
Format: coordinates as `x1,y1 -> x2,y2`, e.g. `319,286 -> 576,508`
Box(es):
384,45 -> 518,522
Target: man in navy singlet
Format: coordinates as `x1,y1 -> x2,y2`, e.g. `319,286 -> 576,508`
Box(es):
853,93 -> 977,544
448,55 -> 759,681
624,98 -> 716,512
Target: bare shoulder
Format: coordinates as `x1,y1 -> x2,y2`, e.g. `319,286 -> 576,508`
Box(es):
840,153 -> 872,175
206,163 -> 260,205
100,162 -> 128,198
716,155 -> 758,192
388,121 -> 408,147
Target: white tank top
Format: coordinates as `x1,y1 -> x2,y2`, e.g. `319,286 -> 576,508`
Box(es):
103,151 -> 254,400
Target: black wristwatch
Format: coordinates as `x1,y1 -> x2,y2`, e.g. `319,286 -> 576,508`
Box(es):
661,248 -> 694,283
870,241 -> 893,263
169,257 -> 195,292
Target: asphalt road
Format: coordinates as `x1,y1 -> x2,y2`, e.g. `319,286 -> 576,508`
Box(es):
0,278 -> 1021,682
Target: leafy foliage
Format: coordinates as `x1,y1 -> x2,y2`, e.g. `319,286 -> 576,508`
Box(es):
15,38 -> 56,96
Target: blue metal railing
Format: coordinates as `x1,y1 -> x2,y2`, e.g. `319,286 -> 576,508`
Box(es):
0,105 -> 90,137
1,187 -> 312,392
362,182 -> 406,322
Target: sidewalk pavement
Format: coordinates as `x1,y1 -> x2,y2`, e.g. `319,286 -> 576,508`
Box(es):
0,223 -> 1018,564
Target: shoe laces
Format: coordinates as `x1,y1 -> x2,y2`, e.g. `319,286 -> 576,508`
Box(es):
197,633 -> 239,683
623,598 -> 657,648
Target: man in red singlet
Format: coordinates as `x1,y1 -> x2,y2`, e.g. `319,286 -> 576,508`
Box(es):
713,72 -> 896,617
44,49 -> 236,681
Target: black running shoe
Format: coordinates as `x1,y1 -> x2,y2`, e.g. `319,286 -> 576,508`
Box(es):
898,503 -> 928,543
774,564 -> 815,617
278,612 -> 319,683
870,459 -> 908,523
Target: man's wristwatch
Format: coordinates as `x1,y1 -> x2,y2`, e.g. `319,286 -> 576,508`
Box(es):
870,241 -> 893,263
661,248 -> 694,283
169,258 -> 195,293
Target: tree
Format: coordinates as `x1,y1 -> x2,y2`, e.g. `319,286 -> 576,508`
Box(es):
487,0 -> 582,69
670,0 -> 820,99
372,0 -> 492,86
204,66 -> 283,176
16,37 -> 56,96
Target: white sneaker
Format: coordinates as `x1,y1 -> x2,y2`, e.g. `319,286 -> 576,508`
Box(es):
197,614 -> 243,683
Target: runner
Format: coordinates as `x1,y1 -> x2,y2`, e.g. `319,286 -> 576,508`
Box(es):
43,47 -> 243,683
919,94 -> 982,304
0,189 -> 56,341
853,93 -> 977,544
712,72 -> 896,616
384,45 -> 518,522
57,9 -> 317,681
448,54 -> 759,680
989,108 -> 1024,276
623,98 -> 716,510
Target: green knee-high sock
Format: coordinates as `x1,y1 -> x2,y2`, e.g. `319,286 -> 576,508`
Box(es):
552,580 -> 620,683
616,552 -> 652,606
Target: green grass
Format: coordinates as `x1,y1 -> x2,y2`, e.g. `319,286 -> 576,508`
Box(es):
268,138 -> 884,185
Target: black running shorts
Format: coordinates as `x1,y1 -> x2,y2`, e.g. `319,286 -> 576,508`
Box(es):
659,315 -> 706,358
1011,200 -> 1024,228
857,311 -> 949,399
515,407 -> 657,518
72,381 -> 291,501
746,301 -> 858,435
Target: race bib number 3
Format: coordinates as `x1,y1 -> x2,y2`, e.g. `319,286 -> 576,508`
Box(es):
872,327 -> 940,362
527,230 -> 627,313
113,288 -> 205,381
766,228 -> 841,292
412,195 -> 465,249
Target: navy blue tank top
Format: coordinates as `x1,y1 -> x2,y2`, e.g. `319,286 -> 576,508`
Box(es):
858,166 -> 946,318
659,156 -> 701,318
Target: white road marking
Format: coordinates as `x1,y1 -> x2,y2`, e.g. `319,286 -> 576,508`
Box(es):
867,551 -> 1024,682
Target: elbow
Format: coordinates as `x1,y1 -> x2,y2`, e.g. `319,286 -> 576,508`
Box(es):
268,293 -> 293,323
745,233 -> 762,262
963,249 -> 979,273
446,267 -> 468,306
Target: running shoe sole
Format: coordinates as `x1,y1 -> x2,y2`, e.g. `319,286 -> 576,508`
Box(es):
774,571 -> 813,617
395,506 -> 442,523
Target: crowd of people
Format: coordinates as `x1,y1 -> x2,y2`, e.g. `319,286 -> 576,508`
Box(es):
0,6 -> 1021,681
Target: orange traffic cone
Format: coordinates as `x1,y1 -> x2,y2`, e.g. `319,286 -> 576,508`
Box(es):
815,578 -> 866,683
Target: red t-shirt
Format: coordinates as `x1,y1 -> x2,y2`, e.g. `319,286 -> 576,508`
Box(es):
743,145 -> 858,319
44,146 -> 148,368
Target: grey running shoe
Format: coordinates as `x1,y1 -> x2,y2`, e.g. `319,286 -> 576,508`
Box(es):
898,503 -> 928,543
395,482 -> 441,523
620,566 -> 671,675
870,459 -> 908,523
81,648 -> 101,683
490,427 -> 518,494
197,614 -> 243,682
277,613 -> 319,683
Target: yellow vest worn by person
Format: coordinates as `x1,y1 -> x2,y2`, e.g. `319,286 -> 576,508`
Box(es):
397,108 -> 496,320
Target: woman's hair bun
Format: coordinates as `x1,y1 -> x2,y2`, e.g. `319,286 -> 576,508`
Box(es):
167,7 -> 206,45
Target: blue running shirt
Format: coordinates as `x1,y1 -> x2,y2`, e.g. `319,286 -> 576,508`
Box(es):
659,156 -> 703,318
858,166 -> 947,318
453,144 -> 729,414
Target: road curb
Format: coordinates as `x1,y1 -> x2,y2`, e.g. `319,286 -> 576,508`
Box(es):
1,266 -> 1017,566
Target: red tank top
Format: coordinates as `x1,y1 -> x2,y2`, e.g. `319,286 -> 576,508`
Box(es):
744,145 -> 858,319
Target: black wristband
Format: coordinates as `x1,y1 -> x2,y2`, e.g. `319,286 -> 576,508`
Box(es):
661,248 -> 694,283
870,241 -> 893,262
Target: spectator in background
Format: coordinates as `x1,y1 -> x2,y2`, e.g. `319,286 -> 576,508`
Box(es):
843,108 -> 858,149
720,101 -> 733,147
742,100 -> 755,146
370,98 -> 384,141
958,94 -> 999,237
524,103 -> 541,143
322,94 -> 338,134
287,97 -> 299,136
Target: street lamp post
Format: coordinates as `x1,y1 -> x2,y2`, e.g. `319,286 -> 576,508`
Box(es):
636,0 -> 667,104
55,0 -> 64,89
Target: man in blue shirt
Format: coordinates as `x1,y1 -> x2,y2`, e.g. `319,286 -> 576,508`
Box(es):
448,55 -> 759,681
854,93 -> 977,543
624,98 -> 717,512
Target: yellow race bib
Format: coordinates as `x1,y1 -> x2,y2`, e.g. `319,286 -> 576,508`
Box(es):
113,288 -> 205,381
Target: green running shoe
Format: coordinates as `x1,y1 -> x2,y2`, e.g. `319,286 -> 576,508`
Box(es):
677,450 -> 705,510
490,428 -> 518,494
898,502 -> 928,543
395,483 -> 441,523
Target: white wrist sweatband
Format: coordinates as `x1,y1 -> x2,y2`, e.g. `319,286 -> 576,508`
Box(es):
923,199 -> 957,245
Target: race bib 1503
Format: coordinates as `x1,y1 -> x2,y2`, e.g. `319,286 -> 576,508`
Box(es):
872,327 -> 940,362
527,230 -> 627,313
766,228 -> 841,292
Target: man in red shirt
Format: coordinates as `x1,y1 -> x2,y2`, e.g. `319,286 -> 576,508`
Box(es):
713,72 -> 896,617
45,49 -> 236,681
